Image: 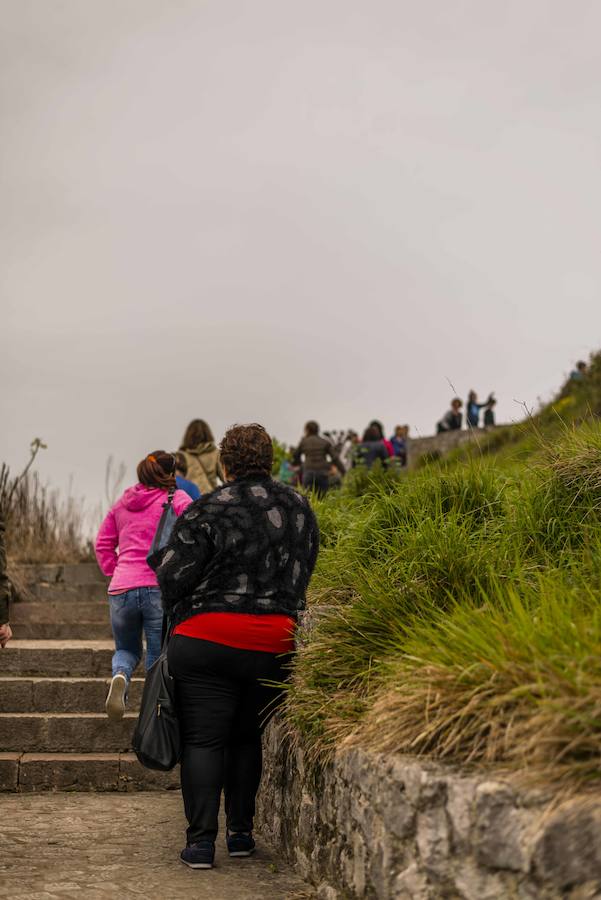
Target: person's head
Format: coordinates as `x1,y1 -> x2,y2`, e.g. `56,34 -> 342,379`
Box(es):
577,360 -> 587,373
368,420 -> 384,439
394,425 -> 404,438
304,420 -> 319,436
174,451 -> 188,476
468,390 -> 477,402
362,426 -> 379,442
181,419 -> 214,449
451,397 -> 463,412
486,397 -> 497,408
220,424 -> 273,481
136,451 -> 176,491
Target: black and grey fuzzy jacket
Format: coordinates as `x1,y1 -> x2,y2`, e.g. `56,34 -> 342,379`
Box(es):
150,475 -> 319,626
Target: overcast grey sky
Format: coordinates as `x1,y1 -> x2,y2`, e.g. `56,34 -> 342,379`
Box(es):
2,0 -> 600,509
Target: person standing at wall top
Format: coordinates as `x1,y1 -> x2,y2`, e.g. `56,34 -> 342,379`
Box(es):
0,512 -> 12,648
437,398 -> 463,433
466,391 -> 493,429
179,420 -> 224,495
483,397 -> 497,427
390,425 -> 409,466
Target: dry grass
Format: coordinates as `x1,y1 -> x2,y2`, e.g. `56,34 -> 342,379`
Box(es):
1,462 -> 92,565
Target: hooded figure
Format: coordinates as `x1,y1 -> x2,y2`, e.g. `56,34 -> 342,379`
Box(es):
179,420 -> 224,494
95,451 -> 192,721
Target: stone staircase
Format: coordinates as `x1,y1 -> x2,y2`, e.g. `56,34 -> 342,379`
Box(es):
0,563 -> 178,792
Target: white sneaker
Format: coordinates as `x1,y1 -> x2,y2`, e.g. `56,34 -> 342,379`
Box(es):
105,673 -> 128,721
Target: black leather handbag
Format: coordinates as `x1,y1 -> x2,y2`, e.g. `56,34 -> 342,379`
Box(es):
132,627 -> 180,771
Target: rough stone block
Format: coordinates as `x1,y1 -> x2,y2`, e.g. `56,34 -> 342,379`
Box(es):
45,713 -> 135,752
393,863 -> 432,900
19,753 -> 120,791
0,752 -> 20,790
14,622 -> 113,641
416,805 -> 451,876
532,800 -> 601,889
0,678 -> 33,712
446,777 -> 477,851
31,677 -> 143,714
0,714 -> 47,752
119,753 -> 180,791
474,781 -> 529,873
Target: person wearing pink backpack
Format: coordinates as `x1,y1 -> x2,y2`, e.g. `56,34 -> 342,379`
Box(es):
95,451 -> 192,720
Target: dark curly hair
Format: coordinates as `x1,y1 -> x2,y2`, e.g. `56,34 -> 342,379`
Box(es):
137,450 -> 176,491
220,424 -> 273,479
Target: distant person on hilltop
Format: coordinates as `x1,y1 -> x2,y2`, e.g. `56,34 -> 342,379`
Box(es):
437,398 -> 463,433
570,360 -> 588,382
368,420 -> 394,457
0,512 -> 12,648
95,451 -> 193,721
466,390 -> 494,429
293,421 -> 345,495
175,452 -> 202,501
483,396 -> 497,427
390,425 -> 409,467
179,420 -> 224,495
353,426 -> 390,469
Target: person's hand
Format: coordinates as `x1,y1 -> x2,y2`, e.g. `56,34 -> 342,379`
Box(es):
0,623 -> 13,648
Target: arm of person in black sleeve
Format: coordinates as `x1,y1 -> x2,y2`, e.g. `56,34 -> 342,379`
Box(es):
148,510 -> 214,614
305,504 -> 320,579
0,512 -> 13,647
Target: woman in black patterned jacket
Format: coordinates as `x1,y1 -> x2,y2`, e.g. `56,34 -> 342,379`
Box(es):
150,423 -> 319,870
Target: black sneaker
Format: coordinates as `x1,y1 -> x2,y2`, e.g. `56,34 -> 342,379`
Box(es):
227,832 -> 256,857
180,841 -> 215,869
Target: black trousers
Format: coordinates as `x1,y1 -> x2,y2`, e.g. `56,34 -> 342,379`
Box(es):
168,635 -> 291,843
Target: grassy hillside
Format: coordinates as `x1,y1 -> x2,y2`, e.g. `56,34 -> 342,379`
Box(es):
287,353 -> 601,782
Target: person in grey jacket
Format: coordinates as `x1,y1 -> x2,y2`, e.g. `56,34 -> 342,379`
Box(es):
0,513 -> 12,648
293,421 -> 345,495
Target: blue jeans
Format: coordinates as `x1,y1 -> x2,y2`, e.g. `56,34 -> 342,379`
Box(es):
109,587 -> 163,681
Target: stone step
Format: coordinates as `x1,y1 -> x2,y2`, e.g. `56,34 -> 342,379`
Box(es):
0,677 -> 144,713
14,563 -> 106,586
0,752 -> 179,792
23,583 -> 109,603
0,712 -> 139,753
12,622 -> 113,640
0,640 -> 124,676
10,600 -> 109,623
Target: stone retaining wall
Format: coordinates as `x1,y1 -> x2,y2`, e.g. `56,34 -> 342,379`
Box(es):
406,429 -> 487,469
257,721 -> 601,899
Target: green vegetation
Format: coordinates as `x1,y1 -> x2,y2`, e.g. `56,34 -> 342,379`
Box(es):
287,354 -> 601,781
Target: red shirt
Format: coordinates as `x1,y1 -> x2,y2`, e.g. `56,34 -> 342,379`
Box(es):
173,612 -> 296,654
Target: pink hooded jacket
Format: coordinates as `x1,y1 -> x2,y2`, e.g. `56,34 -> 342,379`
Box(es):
95,484 -> 193,594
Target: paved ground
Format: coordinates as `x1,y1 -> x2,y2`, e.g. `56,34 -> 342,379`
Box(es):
0,793 -> 314,900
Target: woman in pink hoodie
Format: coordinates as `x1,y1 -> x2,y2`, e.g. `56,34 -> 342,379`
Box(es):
95,451 -> 193,720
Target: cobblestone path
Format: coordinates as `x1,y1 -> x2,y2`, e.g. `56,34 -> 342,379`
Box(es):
0,793 -> 313,900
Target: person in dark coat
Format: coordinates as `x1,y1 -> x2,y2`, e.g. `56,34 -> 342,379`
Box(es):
150,423 -> 320,870
436,398 -> 463,433
483,397 -> 497,427
0,512 -> 12,648
353,427 -> 390,469
293,421 -> 345,495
